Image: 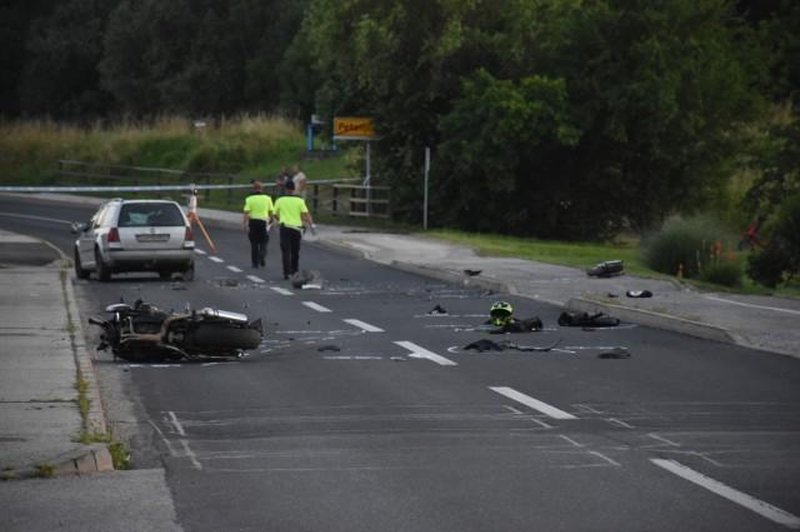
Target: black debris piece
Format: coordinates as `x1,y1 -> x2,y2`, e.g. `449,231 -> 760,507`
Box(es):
587,260 -> 625,278
489,317 -> 544,334
428,304 -> 448,315
317,345 -> 341,352
463,338 -> 562,352
607,292 -> 619,298
464,339 -> 506,352
598,347 -> 631,359
626,290 -> 653,298
464,269 -> 482,276
558,311 -> 620,327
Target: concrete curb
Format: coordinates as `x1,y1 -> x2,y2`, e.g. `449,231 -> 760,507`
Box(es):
565,296 -> 737,345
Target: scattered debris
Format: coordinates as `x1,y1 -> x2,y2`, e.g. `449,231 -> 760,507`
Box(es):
587,260 -> 625,278
558,311 -> 620,327
170,282 -> 188,290
463,338 -> 562,352
291,270 -> 323,289
317,345 -> 341,352
464,269 -> 482,276
607,292 -> 619,298
427,304 -> 448,315
598,347 -> 631,359
626,290 -> 653,298
489,316 -> 543,334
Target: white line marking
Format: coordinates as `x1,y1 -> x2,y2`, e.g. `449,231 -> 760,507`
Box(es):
489,386 -> 577,420
194,249 -> 207,256
343,319 -> 385,332
246,275 -> 265,283
166,411 -> 186,436
648,433 -> 680,447
560,435 -> 585,448
608,417 -> 635,429
704,295 -> 800,316
227,265 -> 242,273
271,287 -> 294,296
589,451 -> 621,467
393,341 -> 457,366
180,439 -> 203,470
303,301 -> 332,313
209,256 -> 224,263
651,459 -> 800,529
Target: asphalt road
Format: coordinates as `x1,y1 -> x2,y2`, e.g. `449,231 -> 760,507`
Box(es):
1,195 -> 799,532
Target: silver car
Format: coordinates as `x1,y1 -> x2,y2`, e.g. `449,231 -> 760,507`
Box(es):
72,198 -> 195,281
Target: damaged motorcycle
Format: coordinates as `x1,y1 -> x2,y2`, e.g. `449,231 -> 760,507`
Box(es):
88,299 -> 263,362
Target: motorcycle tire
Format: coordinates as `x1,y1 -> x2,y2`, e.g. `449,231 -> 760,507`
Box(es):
187,324 -> 262,351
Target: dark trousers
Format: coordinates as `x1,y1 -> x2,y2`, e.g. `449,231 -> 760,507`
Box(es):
279,225 -> 302,277
248,219 -> 269,267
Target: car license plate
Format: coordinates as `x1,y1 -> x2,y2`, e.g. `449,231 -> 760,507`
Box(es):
136,234 -> 169,242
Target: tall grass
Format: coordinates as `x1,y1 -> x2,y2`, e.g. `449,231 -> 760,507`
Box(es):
0,114 -> 351,184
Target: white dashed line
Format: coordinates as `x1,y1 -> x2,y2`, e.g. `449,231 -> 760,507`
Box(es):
270,287 -> 294,296
393,341 -> 457,366
165,411 -> 186,436
344,319 -> 385,332
303,301 -> 332,313
246,275 -> 265,284
651,459 -> 800,529
209,256 -> 224,263
194,249 -> 207,255
227,265 -> 242,273
489,386 -> 577,420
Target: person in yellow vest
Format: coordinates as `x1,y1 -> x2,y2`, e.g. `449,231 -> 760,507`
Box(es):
242,180 -> 274,268
273,179 -> 315,279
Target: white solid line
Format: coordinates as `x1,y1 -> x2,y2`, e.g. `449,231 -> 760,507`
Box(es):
209,256 -> 224,263
651,459 -> 800,529
246,275 -> 265,283
393,341 -> 457,366
227,265 -> 242,273
489,386 -> 578,420
271,287 -> 294,296
166,411 -> 186,436
343,319 -> 385,332
180,439 -> 203,470
704,295 -> 800,316
303,301 -> 332,313
194,249 -> 207,255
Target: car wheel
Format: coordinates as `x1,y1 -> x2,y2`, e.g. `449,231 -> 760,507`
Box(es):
94,247 -> 111,282
181,263 -> 195,282
74,248 -> 90,280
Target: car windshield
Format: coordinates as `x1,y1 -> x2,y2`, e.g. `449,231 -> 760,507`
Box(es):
119,203 -> 184,227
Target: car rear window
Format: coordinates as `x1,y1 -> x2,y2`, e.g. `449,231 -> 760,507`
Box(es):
119,203 -> 185,227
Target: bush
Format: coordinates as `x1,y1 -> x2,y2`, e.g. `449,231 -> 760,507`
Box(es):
643,215 -> 740,282
747,193 -> 800,287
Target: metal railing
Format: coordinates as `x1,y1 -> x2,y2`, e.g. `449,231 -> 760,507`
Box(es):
55,160 -> 391,219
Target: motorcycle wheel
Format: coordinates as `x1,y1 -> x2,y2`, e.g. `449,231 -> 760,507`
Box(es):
187,324 -> 261,351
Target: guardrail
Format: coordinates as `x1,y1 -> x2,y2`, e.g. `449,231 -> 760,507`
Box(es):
53,160 -> 390,219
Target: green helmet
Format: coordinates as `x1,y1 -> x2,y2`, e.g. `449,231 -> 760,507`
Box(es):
489,301 -> 514,326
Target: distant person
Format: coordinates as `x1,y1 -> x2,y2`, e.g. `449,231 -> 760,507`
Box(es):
273,179 -> 315,280
275,166 -> 291,197
738,215 -> 766,251
290,164 -> 307,199
242,181 -> 274,268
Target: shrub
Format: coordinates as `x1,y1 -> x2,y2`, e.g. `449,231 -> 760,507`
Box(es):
700,259 -> 743,287
746,193 -> 800,287
642,215 -> 739,281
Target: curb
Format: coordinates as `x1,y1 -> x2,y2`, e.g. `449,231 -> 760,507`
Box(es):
565,296 -> 737,345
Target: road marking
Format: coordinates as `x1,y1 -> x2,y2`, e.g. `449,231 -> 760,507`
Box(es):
194,249 -> 207,256
246,275 -> 265,283
704,295 -> 800,316
0,211 -> 72,224
209,256 -> 224,263
651,459 -> 800,529
608,417 -> 635,429
271,287 -> 294,296
227,265 -> 242,273
180,439 -> 203,470
393,341 -> 457,366
489,386 -> 578,420
166,411 -> 186,436
344,319 -> 385,332
303,301 -> 332,313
